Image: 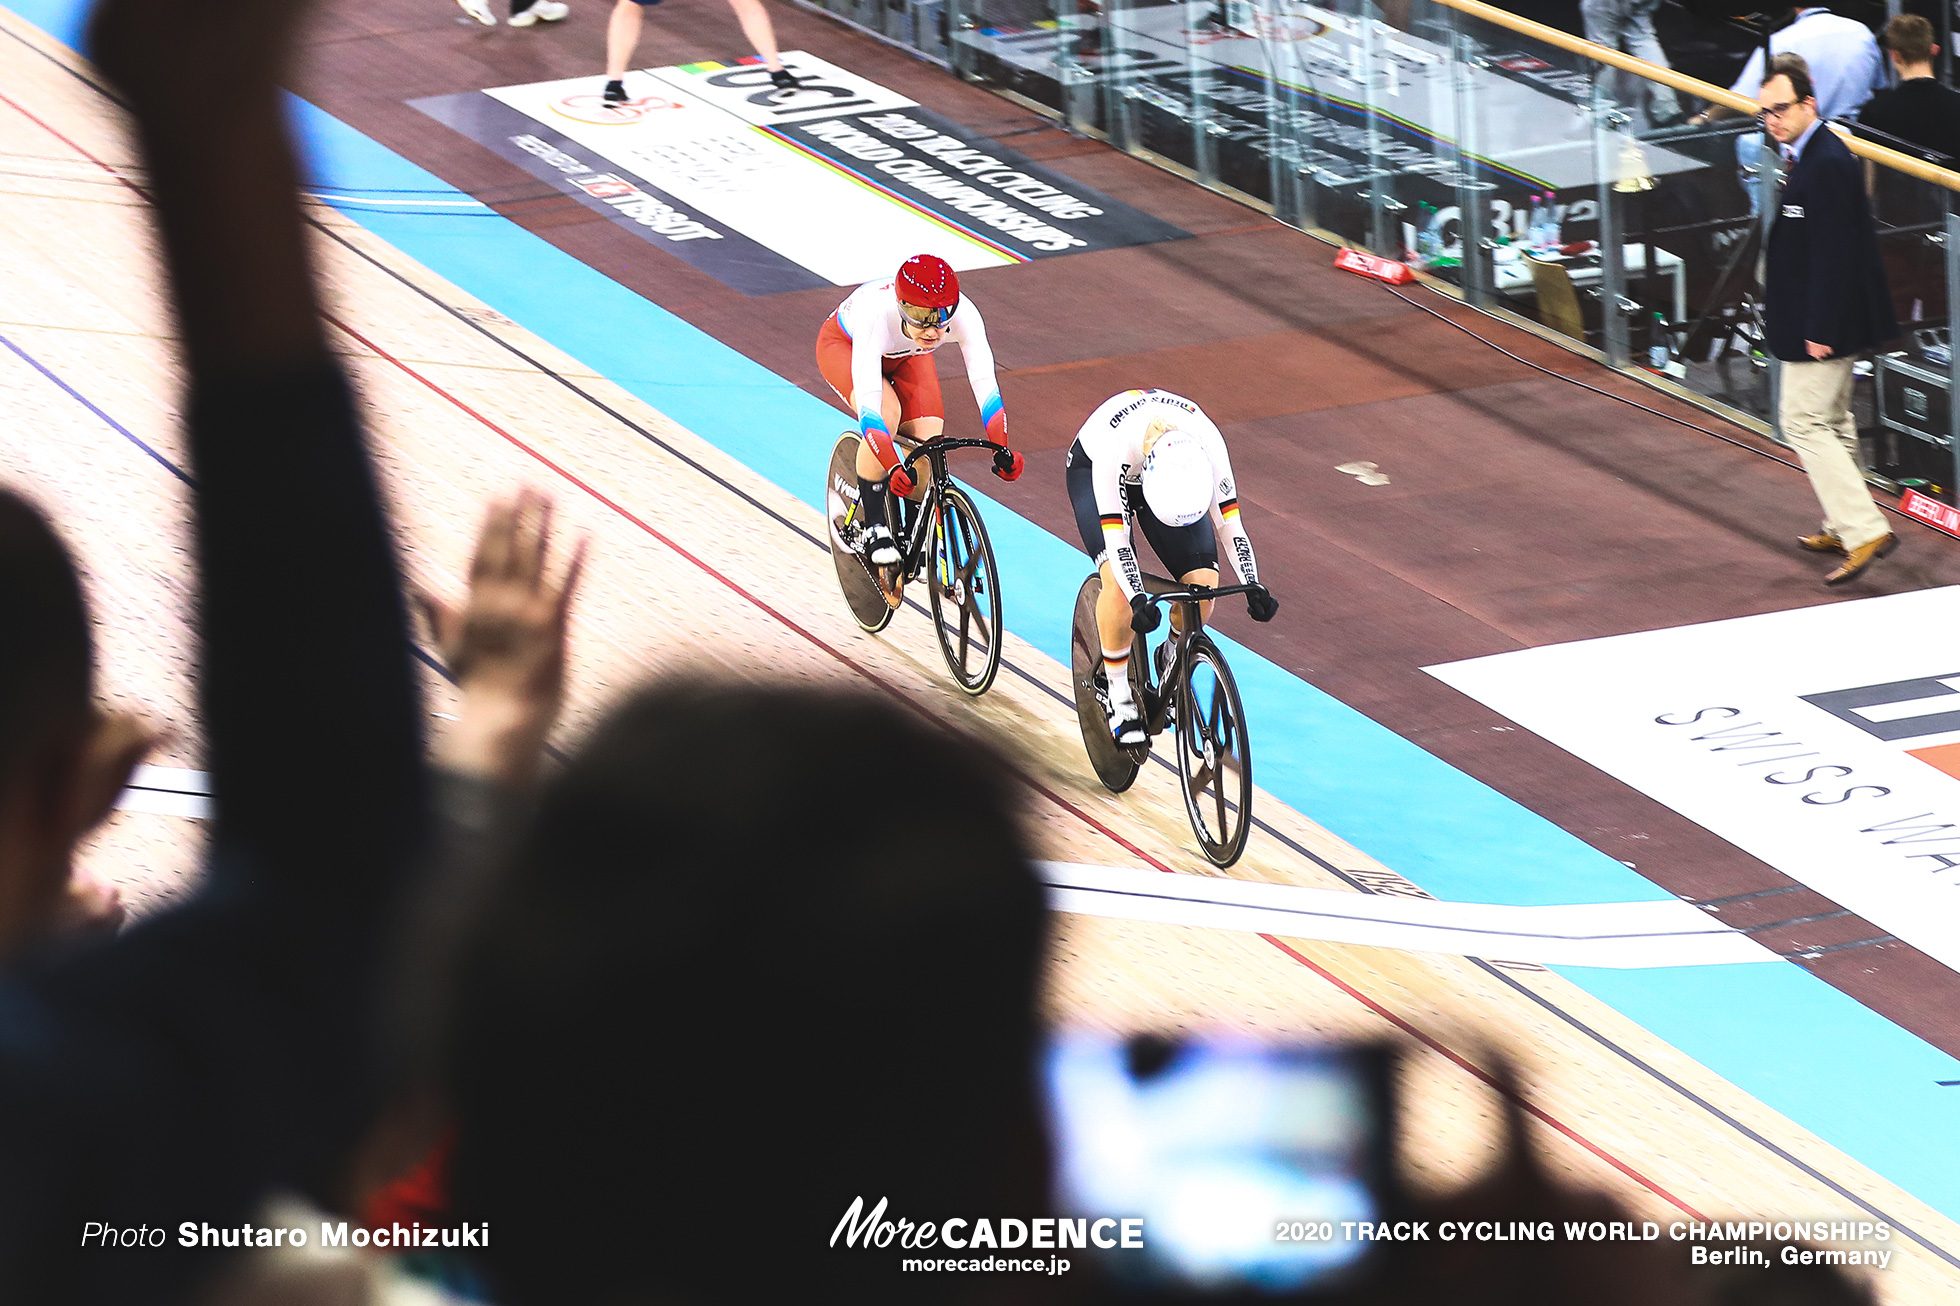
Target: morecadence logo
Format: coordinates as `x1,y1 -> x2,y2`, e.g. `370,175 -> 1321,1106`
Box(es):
830,1196 -> 1139,1263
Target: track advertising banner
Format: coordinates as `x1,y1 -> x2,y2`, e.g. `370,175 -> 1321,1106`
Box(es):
412,52 -> 1187,296
1427,587 -> 1960,978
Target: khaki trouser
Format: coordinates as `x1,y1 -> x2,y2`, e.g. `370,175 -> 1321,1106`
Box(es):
1779,357 -> 1888,552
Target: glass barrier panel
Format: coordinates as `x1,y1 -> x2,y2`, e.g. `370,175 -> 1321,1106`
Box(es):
1247,0 -> 1394,252
828,0 -> 888,46
948,0 -> 1072,117
1091,0 -> 1210,183
937,0 -> 1960,455
1390,0 -> 1646,333
1570,109 -> 1769,423
1868,166 -> 1958,503
906,0 -> 952,62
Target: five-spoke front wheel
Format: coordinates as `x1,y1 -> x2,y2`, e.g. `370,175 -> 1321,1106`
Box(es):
1173,634 -> 1252,867
928,485 -> 1003,696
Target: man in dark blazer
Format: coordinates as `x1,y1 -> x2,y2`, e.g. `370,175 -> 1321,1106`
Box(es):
1762,64 -> 1901,583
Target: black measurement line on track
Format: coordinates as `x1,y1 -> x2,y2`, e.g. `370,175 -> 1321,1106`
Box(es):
1790,935 -> 1898,959
1696,884 -> 1805,908
1744,909 -> 1855,933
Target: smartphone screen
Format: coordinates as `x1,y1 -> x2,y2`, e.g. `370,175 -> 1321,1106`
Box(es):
1046,1035 -> 1393,1297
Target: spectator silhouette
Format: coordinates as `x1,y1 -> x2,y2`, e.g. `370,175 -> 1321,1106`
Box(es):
0,0 -> 432,1299
0,490 -> 151,959
442,682 -> 1051,1306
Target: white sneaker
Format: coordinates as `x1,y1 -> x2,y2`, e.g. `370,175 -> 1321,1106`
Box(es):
508,0 -> 568,26
455,0 -> 496,24
1106,701 -> 1147,747
861,524 -> 901,567
1095,670 -> 1147,746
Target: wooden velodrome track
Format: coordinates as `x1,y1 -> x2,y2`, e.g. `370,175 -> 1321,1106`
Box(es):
0,11 -> 1955,1298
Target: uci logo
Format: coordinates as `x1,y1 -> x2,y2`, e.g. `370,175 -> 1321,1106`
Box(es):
703,63 -> 871,116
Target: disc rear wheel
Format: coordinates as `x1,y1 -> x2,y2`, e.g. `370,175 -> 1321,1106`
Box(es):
825,433 -> 895,634
1069,573 -> 1146,792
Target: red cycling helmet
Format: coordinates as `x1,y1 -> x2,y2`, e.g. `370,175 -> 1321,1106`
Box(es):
895,254 -> 960,310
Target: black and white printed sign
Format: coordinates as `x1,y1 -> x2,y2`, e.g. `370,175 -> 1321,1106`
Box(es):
413,52 -> 1186,296
412,91 -> 827,296
1427,588 -> 1960,977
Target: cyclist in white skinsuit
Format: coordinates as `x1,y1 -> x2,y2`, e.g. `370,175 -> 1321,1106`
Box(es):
1066,389 -> 1277,744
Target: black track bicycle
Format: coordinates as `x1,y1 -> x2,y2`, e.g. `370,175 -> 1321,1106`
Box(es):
1070,572 -> 1267,867
825,432 -> 1007,696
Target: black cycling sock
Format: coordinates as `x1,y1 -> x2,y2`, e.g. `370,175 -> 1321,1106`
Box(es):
859,478 -> 890,532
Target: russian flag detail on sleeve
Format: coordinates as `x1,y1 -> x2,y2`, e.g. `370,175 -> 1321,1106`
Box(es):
980,391 -> 1005,440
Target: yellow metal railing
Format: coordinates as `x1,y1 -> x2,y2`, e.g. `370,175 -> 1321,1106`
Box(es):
1433,0 -> 1960,192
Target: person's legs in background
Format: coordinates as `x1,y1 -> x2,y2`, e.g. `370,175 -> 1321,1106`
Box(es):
604,0 -> 653,103
1583,0 -> 1682,127
1736,129 -> 1769,216
1621,0 -> 1682,122
1578,0 -> 1627,62
507,0 -> 569,27
605,0 -> 797,101
1779,356 -> 1893,578
725,0 -> 795,82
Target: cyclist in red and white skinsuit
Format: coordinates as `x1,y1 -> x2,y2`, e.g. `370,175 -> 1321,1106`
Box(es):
816,254 -> 1021,565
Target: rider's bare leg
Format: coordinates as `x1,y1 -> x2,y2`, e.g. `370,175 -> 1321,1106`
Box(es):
1097,562 -> 1219,725
1169,567 -> 1218,636
852,386 -> 939,494
1093,559 -> 1142,727
1095,559 -> 1133,663
894,416 -> 942,500
850,381 -> 903,542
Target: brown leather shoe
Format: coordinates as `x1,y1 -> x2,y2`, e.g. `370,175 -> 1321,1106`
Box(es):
1825,532 -> 1896,585
1798,529 -> 1845,554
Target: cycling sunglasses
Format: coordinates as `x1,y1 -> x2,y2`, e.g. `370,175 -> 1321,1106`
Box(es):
899,301 -> 955,329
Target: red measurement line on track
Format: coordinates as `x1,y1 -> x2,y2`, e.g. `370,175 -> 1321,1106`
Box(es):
1262,934 -> 1702,1218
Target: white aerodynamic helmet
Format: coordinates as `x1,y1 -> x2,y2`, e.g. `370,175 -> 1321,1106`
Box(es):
1140,430 -> 1213,528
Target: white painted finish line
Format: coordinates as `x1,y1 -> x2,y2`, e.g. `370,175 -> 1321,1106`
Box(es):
116,765 -> 211,820
1040,863 -> 1775,969
107,776 -> 1768,966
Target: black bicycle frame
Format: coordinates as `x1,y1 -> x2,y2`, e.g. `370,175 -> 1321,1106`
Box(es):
876,437 -> 1007,573
1134,580 -> 1267,729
